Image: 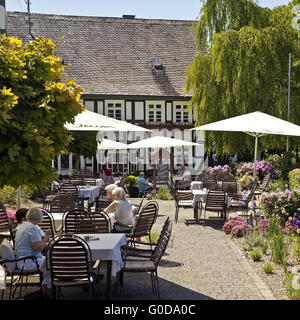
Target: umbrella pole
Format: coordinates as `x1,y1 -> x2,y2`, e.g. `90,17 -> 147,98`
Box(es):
253,135 -> 258,184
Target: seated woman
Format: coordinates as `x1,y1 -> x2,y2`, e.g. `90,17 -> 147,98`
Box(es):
14,207 -> 52,297
103,187 -> 134,232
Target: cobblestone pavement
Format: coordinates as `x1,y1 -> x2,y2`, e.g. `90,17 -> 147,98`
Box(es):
3,199 -> 276,300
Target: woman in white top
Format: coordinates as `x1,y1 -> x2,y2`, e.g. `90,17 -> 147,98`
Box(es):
103,187 -> 134,232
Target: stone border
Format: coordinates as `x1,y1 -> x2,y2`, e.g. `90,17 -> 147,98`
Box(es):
228,240 -> 277,300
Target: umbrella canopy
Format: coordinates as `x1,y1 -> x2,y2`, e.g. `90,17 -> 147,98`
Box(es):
191,111 -> 300,180
65,109 -> 150,132
191,111 -> 300,137
127,136 -> 201,149
97,139 -> 128,150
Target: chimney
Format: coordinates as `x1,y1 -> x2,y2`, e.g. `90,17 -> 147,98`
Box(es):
122,15 -> 136,19
0,0 -> 5,35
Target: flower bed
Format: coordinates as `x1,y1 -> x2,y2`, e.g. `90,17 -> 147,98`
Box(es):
260,188 -> 300,225
236,161 -> 278,181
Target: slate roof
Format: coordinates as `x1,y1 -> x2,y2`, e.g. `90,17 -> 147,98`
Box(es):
6,12 -> 201,98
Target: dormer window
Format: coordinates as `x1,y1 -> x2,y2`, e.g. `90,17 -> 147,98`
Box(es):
153,58 -> 163,70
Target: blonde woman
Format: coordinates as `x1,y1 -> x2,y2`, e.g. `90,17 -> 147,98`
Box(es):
103,187 -> 133,232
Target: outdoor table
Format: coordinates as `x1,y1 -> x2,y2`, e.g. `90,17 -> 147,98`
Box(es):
51,212 -> 64,232
78,185 -> 101,203
182,189 -> 232,225
75,233 -> 127,299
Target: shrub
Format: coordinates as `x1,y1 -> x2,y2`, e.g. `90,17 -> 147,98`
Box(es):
292,235 -> 300,264
263,262 -> 274,274
260,189 -> 300,226
204,164 -> 231,176
155,187 -> 172,200
125,175 -> 137,187
235,161 -> 278,181
0,185 -> 18,206
289,169 -> 300,190
280,151 -> 295,181
143,230 -> 160,244
223,217 -> 252,237
250,248 -> 262,261
265,179 -> 289,193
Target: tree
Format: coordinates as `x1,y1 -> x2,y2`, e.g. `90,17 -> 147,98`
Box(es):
186,0 -> 300,159
0,35 -> 84,187
68,131 -> 98,171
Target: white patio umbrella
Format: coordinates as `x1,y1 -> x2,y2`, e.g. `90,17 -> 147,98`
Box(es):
126,135 -> 201,149
97,138 -> 128,150
191,111 -> 300,180
65,109 -> 150,132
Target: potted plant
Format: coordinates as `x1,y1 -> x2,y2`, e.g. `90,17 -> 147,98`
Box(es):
125,175 -> 139,197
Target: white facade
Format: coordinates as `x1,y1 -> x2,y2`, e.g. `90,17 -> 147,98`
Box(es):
59,98 -> 207,176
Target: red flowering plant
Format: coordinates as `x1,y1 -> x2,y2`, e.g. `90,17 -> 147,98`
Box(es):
223,217 -> 252,237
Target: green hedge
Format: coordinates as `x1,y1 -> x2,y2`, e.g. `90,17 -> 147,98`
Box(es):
289,170 -> 300,190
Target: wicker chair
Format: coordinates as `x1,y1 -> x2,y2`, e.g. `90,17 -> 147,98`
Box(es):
46,234 -> 100,300
114,217 -> 172,299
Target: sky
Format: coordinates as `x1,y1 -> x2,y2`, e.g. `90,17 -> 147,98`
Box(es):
6,0 -> 291,20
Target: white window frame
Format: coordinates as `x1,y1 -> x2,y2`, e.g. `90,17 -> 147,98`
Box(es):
146,101 -> 165,123
173,102 -> 191,123
105,100 -> 124,121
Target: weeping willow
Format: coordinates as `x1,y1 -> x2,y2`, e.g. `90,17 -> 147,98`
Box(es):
186,0 -> 300,158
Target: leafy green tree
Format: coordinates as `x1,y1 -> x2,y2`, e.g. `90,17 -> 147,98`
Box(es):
186,0 -> 300,159
68,131 -> 98,171
0,35 -> 84,187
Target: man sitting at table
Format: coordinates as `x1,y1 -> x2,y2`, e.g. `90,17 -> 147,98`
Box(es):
177,166 -> 192,187
137,172 -> 153,199
103,187 -> 134,233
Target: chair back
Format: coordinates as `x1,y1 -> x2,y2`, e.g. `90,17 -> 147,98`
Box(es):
135,194 -> 147,215
69,175 -> 84,186
131,201 -> 159,238
59,182 -> 79,200
47,194 -> 78,213
63,209 -> 88,234
80,169 -> 94,178
38,209 -> 55,238
257,174 -> 270,192
203,177 -> 217,190
78,212 -> 110,233
83,177 -> 97,186
205,187 -> 226,211
221,176 -> 238,197
47,234 -> 92,286
167,181 -> 176,199
0,203 -> 10,233
118,170 -> 128,189
176,191 -> 194,202
195,172 -> 209,182
151,217 -> 173,265
95,199 -> 112,212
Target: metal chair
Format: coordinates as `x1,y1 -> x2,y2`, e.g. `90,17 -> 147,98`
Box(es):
114,217 -> 172,299
202,177 -> 217,190
38,209 -> 58,237
46,234 -> 100,300
0,240 -> 42,300
78,212 -> 111,233
83,177 -> 97,186
125,201 -> 159,247
168,182 -> 194,223
200,187 -> 227,226
62,209 -> 88,234
0,203 -> 15,245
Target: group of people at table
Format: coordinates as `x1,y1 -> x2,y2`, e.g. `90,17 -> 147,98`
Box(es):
11,182 -> 138,299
